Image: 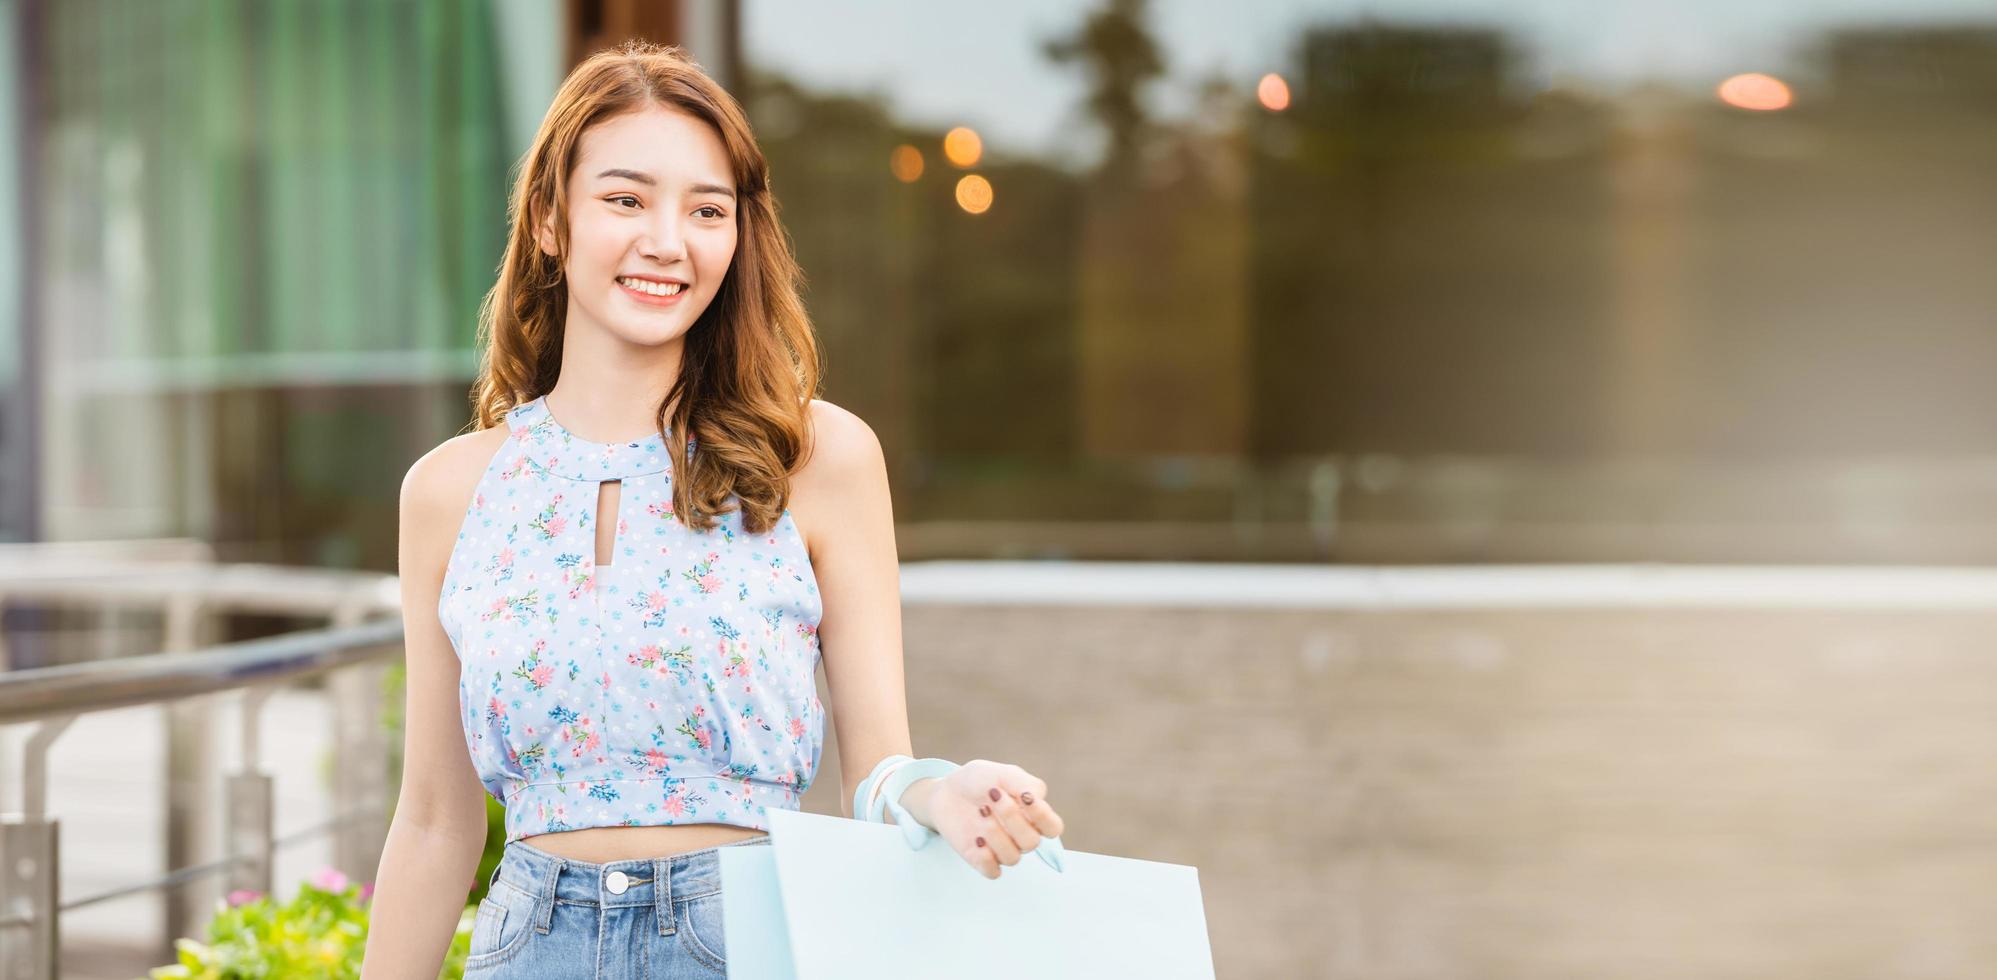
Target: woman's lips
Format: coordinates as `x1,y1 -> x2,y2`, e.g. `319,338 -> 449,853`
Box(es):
618,278 -> 687,307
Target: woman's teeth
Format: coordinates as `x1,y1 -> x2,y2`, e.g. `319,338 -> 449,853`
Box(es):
618,277 -> 684,296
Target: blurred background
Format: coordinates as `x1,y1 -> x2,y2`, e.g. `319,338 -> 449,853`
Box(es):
3,0 -> 1997,977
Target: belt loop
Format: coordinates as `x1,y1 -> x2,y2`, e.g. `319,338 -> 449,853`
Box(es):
536,859 -> 563,934
655,857 -> 675,936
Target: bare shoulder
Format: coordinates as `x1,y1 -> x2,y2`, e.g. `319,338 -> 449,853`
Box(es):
798,398 -> 883,477
789,399 -> 888,549
400,424 -> 512,570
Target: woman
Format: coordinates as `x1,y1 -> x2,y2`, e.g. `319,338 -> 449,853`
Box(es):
361,40 -> 1065,978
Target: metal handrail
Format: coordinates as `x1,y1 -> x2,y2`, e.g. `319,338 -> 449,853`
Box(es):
0,617 -> 402,724
0,542 -> 406,980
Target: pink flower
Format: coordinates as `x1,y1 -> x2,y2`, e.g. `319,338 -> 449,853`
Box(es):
358,882 -> 375,901
545,517 -> 568,536
310,866 -> 350,892
788,717 -> 807,739
698,574 -> 721,593
226,888 -> 263,906
530,665 -> 553,688
662,794 -> 687,817
693,729 -> 712,749
645,748 -> 668,770
647,593 -> 669,613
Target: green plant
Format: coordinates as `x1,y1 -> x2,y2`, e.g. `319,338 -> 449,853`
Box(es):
148,867 -> 475,980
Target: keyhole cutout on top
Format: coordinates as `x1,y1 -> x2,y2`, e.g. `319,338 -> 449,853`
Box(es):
595,480 -> 621,567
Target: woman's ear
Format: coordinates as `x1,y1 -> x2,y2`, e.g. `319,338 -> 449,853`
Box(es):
535,214 -> 558,258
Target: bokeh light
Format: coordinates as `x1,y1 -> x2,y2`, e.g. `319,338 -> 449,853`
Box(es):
954,174 -> 993,214
1717,72 -> 1793,111
890,144 -> 924,182
1257,73 -> 1291,112
943,126 -> 983,168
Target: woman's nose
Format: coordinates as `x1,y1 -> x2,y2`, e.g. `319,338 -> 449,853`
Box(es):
639,217 -> 688,261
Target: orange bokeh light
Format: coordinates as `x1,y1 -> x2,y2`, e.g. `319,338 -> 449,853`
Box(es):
943,127 -> 983,168
954,174 -> 993,214
1717,73 -> 1793,111
1257,73 -> 1291,112
890,144 -> 924,182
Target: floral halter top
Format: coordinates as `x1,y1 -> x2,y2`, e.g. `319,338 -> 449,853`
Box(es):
436,395 -> 824,842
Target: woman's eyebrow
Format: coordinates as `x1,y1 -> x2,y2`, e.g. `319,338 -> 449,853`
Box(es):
594,168 -> 735,199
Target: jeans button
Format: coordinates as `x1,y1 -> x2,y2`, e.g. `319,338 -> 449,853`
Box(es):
605,870 -> 629,895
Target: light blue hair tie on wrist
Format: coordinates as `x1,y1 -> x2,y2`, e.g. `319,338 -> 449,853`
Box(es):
852,753 -> 914,823
873,757 -> 961,850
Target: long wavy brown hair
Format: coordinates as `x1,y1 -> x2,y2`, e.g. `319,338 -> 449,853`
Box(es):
469,40 -> 819,536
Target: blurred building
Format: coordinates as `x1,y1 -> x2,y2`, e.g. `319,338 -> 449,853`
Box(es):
4,2 -> 1997,571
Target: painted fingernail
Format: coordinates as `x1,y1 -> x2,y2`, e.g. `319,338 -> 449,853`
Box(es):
979,804 -> 991,817
988,788 -> 1002,802
1020,792 -> 1034,805
975,836 -> 987,847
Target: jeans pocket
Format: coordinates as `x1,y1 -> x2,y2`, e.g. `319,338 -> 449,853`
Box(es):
465,879 -> 538,968
677,892 -> 729,974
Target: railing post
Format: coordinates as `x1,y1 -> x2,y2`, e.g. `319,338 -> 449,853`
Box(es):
0,818 -> 58,980
1,714 -> 74,980
161,595 -> 216,961
329,598 -> 390,884
224,687 -> 277,899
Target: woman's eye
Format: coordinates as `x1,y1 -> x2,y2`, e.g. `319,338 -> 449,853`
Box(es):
612,196 -> 640,209
695,206 -> 725,219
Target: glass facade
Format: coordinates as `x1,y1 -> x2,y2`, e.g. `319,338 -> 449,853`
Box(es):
26,0 -> 559,566
7,1 -> 1997,567
743,0 -> 1997,563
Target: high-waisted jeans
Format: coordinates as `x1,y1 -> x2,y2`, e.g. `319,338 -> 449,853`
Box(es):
461,834 -> 771,979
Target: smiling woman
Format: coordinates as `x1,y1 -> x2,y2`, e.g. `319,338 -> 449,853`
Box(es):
359,39 -> 1064,980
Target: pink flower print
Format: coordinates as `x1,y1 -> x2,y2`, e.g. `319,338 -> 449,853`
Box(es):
488,697 -> 506,719
545,516 -> 568,536
677,710 -> 713,750
533,638 -> 548,653
648,593 -> 669,613
662,792 -> 687,817
645,748 -> 668,771
530,664 -> 553,688
582,728 -> 601,753
618,518 -> 629,536
788,716 -> 807,740
511,426 -> 529,441
697,573 -> 721,594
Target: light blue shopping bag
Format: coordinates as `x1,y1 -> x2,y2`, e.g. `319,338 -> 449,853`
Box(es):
717,807 -> 1214,979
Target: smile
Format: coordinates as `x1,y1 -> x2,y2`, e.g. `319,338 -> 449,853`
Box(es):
618,276 -> 687,305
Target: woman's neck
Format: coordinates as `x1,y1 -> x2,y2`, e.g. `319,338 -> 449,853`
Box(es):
546,329 -> 686,443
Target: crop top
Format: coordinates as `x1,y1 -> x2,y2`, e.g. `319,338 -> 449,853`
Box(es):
436,395 -> 824,842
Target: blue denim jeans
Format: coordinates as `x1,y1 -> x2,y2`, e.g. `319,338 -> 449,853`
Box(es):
462,834 -> 772,979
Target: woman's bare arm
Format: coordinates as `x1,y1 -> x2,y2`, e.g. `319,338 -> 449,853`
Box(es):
798,400 -> 1065,879
360,428 -> 509,979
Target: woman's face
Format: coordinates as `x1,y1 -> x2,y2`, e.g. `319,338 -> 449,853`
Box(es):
541,104 -> 739,349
